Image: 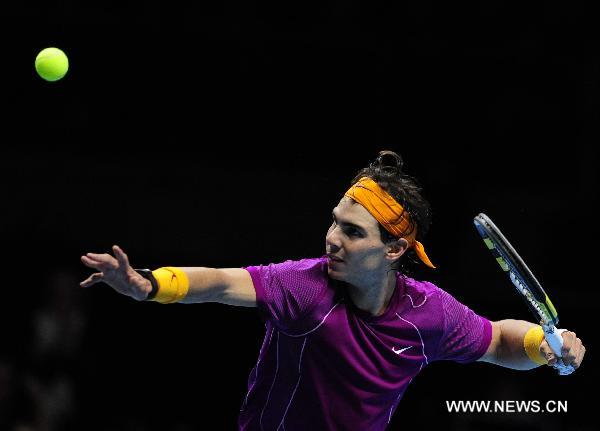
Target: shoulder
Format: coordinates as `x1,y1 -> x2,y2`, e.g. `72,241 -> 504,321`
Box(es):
244,256 -> 335,333
397,277 -> 449,334
400,276 -> 448,312
245,256 -> 328,285
401,276 -> 467,311
246,256 -> 327,272
402,276 -> 439,300
399,276 -> 492,363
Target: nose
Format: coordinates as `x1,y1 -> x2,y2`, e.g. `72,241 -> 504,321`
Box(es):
326,223 -> 342,252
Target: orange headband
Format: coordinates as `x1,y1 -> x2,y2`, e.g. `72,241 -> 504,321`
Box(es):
344,177 -> 436,268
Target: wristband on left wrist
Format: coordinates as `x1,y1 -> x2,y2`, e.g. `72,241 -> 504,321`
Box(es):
135,269 -> 159,300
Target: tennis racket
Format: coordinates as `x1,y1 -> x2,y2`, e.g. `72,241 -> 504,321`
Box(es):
473,213 -> 574,375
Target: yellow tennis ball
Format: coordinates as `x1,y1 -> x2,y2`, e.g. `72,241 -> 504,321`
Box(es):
35,47 -> 69,82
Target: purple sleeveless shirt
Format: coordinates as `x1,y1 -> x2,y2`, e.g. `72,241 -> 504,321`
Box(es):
238,257 -> 492,430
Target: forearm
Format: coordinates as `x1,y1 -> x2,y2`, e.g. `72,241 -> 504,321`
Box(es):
489,319 -> 543,370
140,267 -> 224,304
159,267 -> 256,307
176,267 -> 224,304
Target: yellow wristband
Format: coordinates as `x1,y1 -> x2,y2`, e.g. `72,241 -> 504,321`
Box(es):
523,325 -> 548,365
150,267 -> 190,304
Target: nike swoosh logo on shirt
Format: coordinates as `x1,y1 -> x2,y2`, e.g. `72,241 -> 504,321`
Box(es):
392,346 -> 412,355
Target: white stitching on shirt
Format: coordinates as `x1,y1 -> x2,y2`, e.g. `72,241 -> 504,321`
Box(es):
260,330 -> 280,431
388,363 -> 423,423
277,337 -> 308,430
279,300 -> 343,338
243,325 -> 275,411
403,293 -> 428,308
395,313 -> 429,365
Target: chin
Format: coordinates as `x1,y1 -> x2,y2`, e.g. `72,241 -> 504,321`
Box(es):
327,267 -> 345,281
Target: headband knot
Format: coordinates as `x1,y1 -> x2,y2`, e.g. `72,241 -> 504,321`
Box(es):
344,177 -> 436,268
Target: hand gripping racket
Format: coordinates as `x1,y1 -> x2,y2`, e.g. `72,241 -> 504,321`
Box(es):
473,213 -> 574,375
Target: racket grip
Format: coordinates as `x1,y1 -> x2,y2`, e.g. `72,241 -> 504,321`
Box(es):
544,326 -> 563,356
543,326 -> 575,376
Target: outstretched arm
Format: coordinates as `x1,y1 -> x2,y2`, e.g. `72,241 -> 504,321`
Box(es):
477,320 -> 585,371
80,245 -> 256,307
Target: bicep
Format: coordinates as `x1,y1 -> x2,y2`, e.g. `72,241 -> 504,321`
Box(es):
477,320 -> 502,364
477,319 -> 543,370
212,268 -> 257,307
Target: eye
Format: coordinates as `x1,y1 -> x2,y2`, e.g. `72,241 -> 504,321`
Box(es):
344,228 -> 362,237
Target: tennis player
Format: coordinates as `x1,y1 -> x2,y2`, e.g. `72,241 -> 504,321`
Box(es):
80,151 -> 585,430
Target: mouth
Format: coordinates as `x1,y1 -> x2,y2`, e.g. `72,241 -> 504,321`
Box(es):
327,254 -> 343,262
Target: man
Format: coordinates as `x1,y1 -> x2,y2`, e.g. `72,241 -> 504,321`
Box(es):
80,151 -> 585,430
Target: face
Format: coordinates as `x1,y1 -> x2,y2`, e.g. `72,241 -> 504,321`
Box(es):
325,197 -> 407,285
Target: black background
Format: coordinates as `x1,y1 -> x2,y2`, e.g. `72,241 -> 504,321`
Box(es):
1,1 -> 597,430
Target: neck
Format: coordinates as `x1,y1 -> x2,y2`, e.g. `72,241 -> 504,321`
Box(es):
346,270 -> 398,317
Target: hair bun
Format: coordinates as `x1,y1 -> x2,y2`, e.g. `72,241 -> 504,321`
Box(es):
372,150 -> 404,175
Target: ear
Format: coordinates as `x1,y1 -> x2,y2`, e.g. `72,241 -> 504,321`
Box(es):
385,238 -> 409,262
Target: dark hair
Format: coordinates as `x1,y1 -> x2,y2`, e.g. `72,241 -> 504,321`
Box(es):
350,150 -> 432,272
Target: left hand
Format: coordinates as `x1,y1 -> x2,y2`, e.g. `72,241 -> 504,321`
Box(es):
540,330 -> 586,371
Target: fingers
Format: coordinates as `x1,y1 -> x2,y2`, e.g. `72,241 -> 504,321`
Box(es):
80,255 -> 114,274
575,342 -> 586,369
81,247 -> 123,271
80,272 -> 104,288
81,255 -> 101,269
560,331 -> 576,366
541,330 -> 586,371
113,245 -> 131,269
80,246 -> 127,289
539,340 -> 557,366
560,331 -> 584,369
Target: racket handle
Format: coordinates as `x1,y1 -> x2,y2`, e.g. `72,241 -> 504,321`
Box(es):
543,326 -> 575,376
544,326 -> 563,355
